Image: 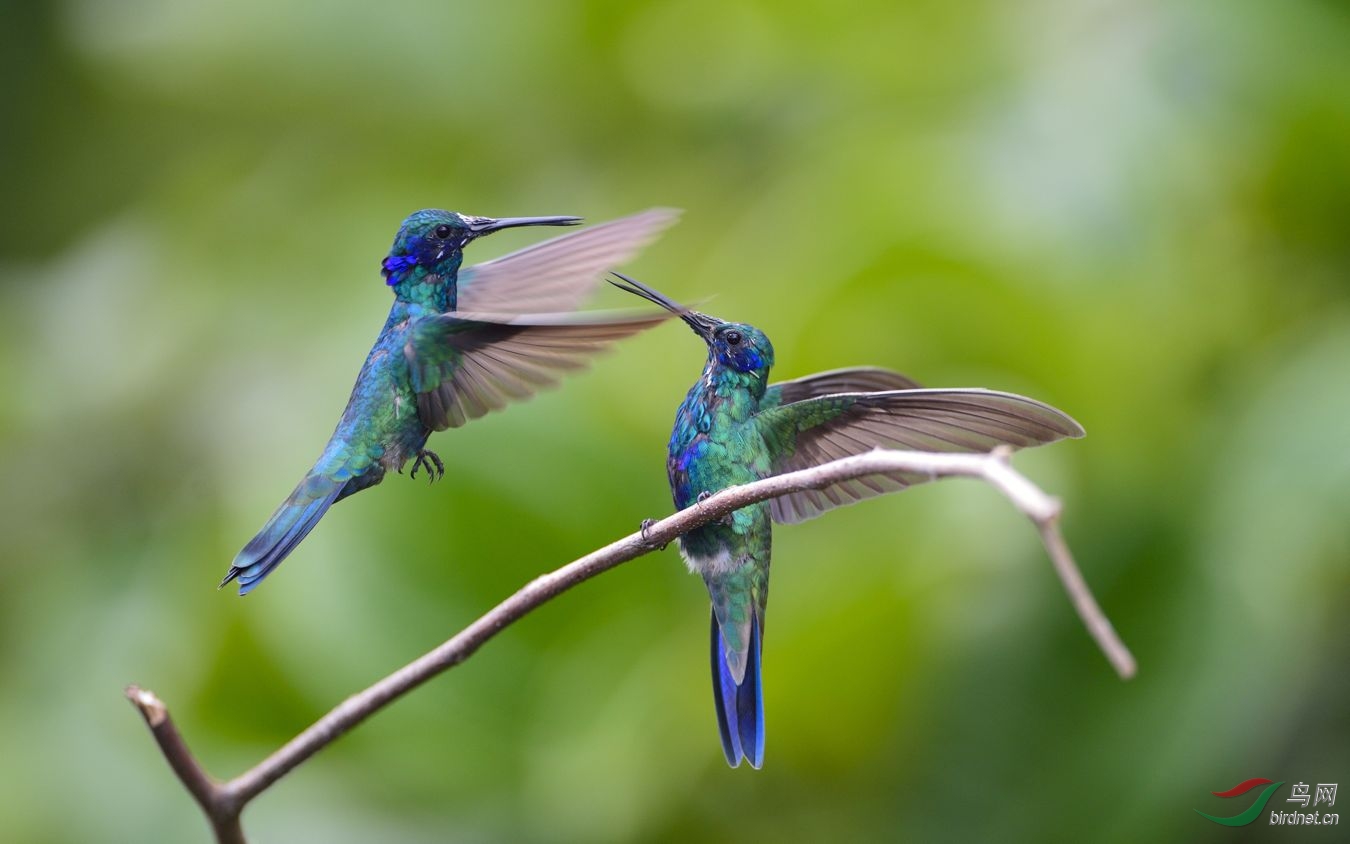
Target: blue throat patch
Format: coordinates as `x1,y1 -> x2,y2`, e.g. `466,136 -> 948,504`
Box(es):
381,254 -> 420,286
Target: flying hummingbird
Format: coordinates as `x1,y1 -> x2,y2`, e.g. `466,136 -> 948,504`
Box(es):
220,209 -> 678,594
611,273 -> 1084,768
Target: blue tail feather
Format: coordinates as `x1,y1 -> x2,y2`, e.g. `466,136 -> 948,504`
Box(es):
711,613 -> 742,765
710,611 -> 765,769
221,473 -> 344,595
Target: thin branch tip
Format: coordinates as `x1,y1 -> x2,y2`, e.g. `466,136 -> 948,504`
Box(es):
126,684 -> 167,726
1114,646 -> 1138,680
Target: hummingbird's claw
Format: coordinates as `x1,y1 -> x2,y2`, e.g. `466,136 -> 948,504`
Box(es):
694,491 -> 732,525
640,518 -> 668,551
410,449 -> 445,483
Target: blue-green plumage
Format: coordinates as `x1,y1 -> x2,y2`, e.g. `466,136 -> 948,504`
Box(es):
221,208 -> 678,594
613,273 -> 1084,768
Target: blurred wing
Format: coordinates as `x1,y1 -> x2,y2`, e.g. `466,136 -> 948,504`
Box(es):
405,310 -> 670,430
753,388 -> 1084,523
456,208 -> 681,313
762,366 -> 922,411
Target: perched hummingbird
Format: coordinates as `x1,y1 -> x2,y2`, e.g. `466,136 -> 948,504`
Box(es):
220,209 -> 678,594
611,273 -> 1084,768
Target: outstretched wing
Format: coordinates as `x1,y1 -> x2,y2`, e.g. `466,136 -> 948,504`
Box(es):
405,311 -> 670,430
456,208 -> 680,313
753,388 -> 1084,523
761,366 -> 922,411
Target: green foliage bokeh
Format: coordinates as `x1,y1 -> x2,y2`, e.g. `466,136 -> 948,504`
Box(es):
2,1 -> 1348,841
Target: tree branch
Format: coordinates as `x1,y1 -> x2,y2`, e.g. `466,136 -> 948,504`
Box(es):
128,448 -> 1133,842
124,686 -> 244,844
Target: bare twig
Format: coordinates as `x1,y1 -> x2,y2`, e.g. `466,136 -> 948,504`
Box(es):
128,448 -> 1133,842
124,686 -> 244,844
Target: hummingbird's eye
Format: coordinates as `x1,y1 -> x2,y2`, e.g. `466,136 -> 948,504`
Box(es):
433,224 -> 454,239
724,330 -> 743,346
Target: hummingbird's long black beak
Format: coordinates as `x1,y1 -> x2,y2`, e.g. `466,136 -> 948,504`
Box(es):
465,215 -> 582,237
609,272 -> 720,341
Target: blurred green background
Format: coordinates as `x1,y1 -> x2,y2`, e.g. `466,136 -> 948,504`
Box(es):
3,0 -> 1348,841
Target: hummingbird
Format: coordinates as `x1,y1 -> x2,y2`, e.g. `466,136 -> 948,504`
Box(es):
220,208 -> 678,594
610,273 -> 1084,768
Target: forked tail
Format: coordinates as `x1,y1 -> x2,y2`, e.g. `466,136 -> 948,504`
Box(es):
710,611 -> 765,768
220,472 -> 344,595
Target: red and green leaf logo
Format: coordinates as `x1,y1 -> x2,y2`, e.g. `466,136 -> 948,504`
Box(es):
1196,778 -> 1284,826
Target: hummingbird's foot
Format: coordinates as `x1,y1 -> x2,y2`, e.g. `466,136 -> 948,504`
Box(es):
640,518 -> 668,551
410,450 -> 445,483
694,490 -> 732,526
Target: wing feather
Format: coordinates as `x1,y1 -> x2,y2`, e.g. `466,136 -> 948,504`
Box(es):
405,311 -> 670,431
456,209 -> 680,313
762,367 -> 922,410
754,388 -> 1084,523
